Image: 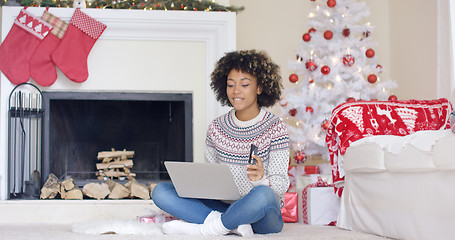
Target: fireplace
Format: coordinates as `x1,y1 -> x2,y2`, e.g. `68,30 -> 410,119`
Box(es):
41,91 -> 192,187
0,7 -> 235,204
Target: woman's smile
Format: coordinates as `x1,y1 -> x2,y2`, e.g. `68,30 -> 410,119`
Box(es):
226,70 -> 262,121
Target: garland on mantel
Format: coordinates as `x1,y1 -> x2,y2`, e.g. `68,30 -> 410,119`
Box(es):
1,0 -> 244,12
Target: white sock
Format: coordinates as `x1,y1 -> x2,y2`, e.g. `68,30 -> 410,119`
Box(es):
161,220 -> 201,235
200,211 -> 230,236
232,224 -> 254,237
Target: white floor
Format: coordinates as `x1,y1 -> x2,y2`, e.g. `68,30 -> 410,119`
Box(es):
0,200 -> 389,239
0,223 -> 389,240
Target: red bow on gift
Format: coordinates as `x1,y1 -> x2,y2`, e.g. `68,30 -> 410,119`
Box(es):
313,176 -> 330,187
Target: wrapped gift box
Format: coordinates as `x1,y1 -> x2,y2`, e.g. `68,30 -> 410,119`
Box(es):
304,166 -> 319,174
295,174 -> 332,223
303,186 -> 340,225
281,192 -> 298,222
138,214 -> 177,224
137,208 -> 178,224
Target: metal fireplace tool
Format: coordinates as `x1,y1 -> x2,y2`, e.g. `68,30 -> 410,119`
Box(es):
7,83 -> 43,199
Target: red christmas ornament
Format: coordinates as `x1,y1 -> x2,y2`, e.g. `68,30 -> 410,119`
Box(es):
324,30 -> 333,40
363,31 -> 370,38
321,119 -> 330,130
366,48 -> 375,58
302,33 -> 311,42
388,95 -> 398,101
342,28 -> 350,37
346,97 -> 355,102
289,108 -> 297,116
342,54 -> 355,66
367,74 -> 377,83
376,64 -> 383,73
289,73 -> 299,83
327,0 -> 336,8
306,106 -> 314,113
305,59 -> 317,72
308,27 -> 316,33
308,78 -> 314,84
294,150 -> 307,164
321,65 -> 330,75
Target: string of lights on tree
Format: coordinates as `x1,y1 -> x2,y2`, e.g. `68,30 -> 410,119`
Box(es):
11,0 -> 243,12
280,0 -> 397,164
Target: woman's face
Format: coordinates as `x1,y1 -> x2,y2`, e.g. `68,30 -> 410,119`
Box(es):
226,69 -> 262,120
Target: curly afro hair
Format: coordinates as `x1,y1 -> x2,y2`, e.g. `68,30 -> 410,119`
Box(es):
210,49 -> 282,108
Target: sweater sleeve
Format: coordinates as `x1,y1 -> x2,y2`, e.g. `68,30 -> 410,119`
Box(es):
204,121 -> 218,164
265,120 -> 290,205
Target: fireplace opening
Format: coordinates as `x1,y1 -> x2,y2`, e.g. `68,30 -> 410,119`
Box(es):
42,92 -> 193,188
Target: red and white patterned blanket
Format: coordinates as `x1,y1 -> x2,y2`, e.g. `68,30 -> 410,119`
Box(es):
325,98 -> 452,197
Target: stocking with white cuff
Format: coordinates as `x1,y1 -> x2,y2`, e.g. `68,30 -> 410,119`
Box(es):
51,8 -> 106,83
29,9 -> 68,86
0,8 -> 52,85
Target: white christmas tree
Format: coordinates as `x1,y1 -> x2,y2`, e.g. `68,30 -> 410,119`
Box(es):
280,0 -> 397,162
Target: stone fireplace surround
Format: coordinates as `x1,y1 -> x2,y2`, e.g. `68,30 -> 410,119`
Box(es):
0,6 -> 234,223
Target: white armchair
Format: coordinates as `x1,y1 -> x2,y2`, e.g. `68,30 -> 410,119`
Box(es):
326,98 -> 454,239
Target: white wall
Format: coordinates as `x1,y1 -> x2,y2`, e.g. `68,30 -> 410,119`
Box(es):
389,0 -> 438,100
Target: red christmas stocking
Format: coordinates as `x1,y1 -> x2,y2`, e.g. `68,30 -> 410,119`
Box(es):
29,10 -> 68,87
0,8 -> 52,85
51,8 -> 106,83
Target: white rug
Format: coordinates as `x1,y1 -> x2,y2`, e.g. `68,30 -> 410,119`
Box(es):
71,219 -> 163,235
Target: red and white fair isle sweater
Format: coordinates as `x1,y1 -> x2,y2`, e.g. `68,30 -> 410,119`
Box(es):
205,109 -> 290,205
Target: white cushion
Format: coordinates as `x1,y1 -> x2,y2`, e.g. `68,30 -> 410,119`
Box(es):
344,143 -> 385,172
344,130 -> 454,172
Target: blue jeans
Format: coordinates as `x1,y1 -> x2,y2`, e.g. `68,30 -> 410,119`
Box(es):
152,182 -> 284,234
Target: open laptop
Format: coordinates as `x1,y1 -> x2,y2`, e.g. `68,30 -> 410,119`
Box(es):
164,161 -> 241,201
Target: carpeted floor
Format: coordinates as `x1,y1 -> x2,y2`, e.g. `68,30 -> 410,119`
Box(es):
0,222 -> 389,240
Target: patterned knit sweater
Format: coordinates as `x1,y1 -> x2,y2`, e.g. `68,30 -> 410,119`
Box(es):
205,109 -> 290,205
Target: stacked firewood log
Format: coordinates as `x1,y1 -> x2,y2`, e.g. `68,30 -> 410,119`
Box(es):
40,148 -> 157,200
40,175 -> 84,200
96,149 -> 136,180
40,175 -> 156,200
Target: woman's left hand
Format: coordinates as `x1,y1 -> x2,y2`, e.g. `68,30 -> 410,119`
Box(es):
247,155 -> 264,182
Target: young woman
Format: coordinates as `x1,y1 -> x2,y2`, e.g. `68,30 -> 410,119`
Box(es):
152,50 -> 290,236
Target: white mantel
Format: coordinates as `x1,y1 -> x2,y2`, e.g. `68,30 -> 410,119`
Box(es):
0,6 -> 235,203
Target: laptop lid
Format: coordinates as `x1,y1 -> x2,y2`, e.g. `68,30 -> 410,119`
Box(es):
164,161 -> 241,201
